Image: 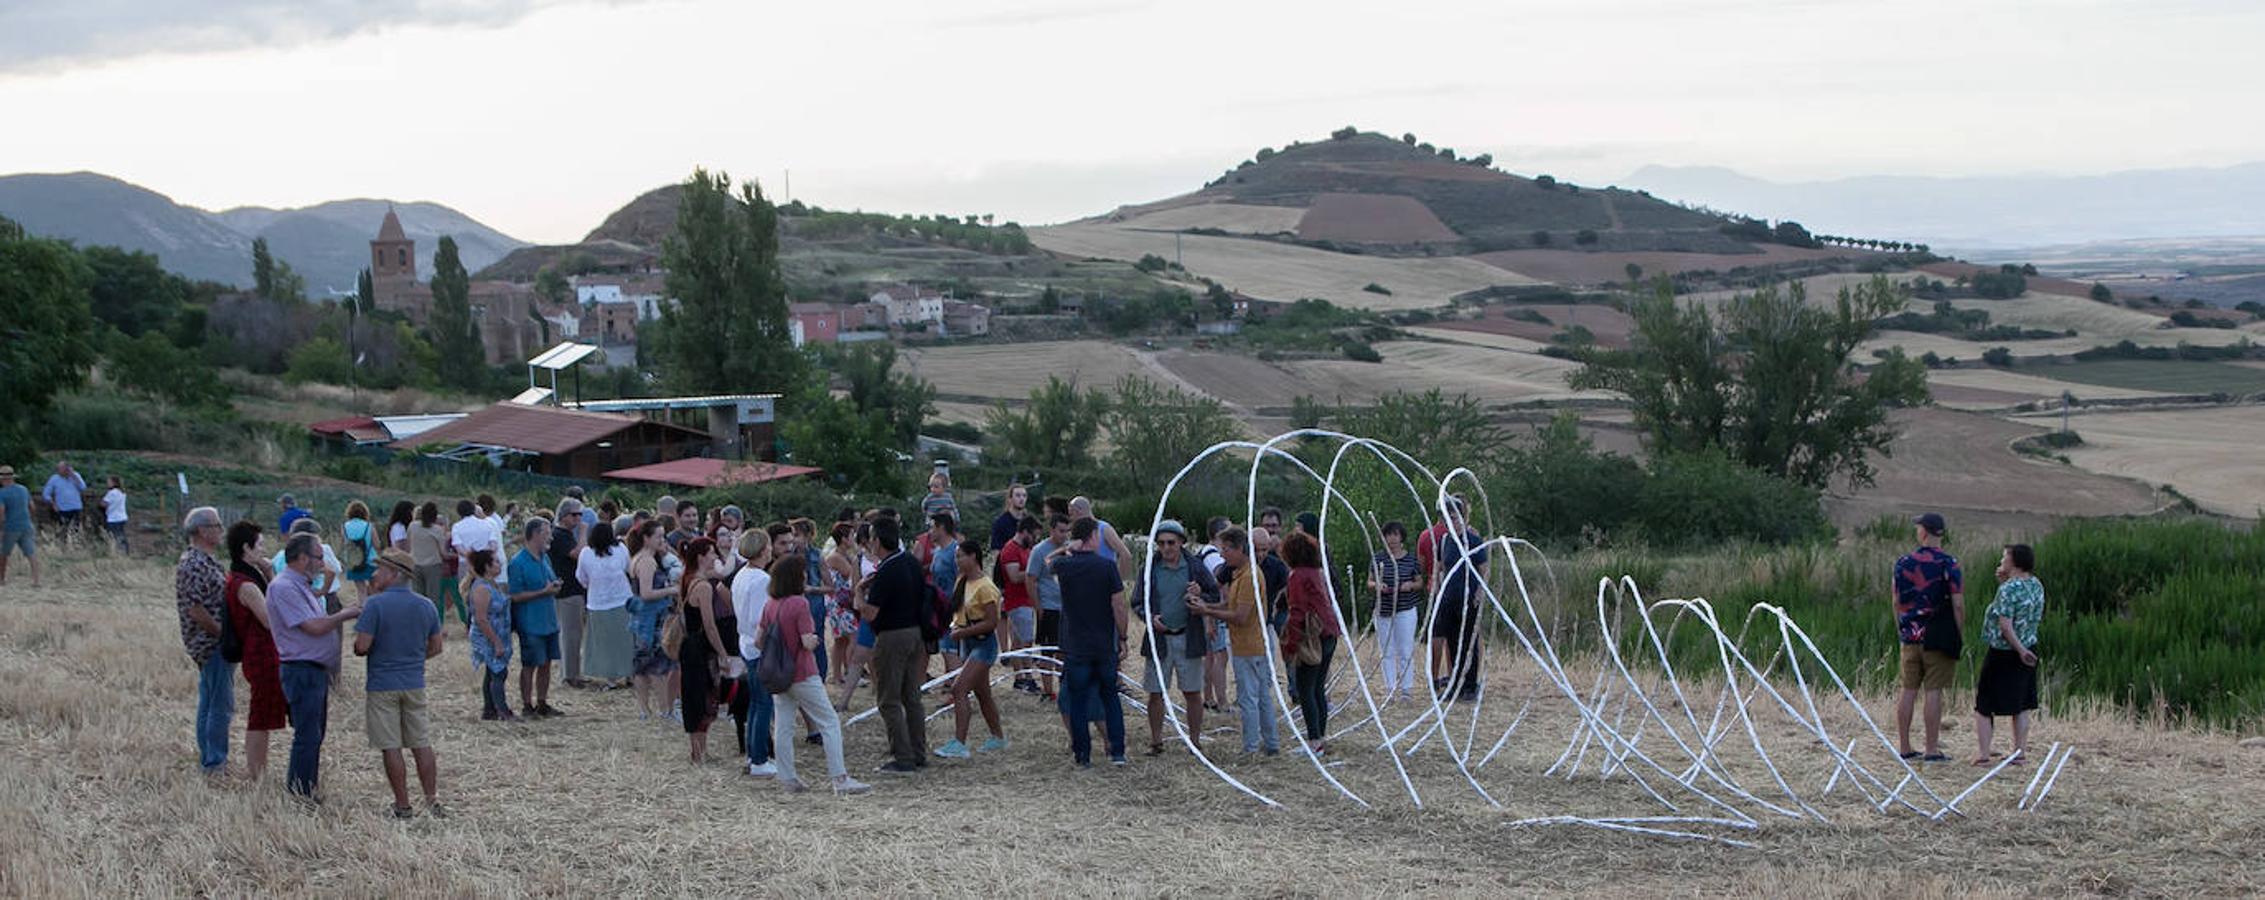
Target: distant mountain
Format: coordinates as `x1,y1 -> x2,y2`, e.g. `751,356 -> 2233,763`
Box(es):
0,172 -> 528,291
1621,163 -> 2265,252
475,184 -> 676,281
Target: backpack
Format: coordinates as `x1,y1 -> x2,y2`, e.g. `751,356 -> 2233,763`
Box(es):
660,596 -> 687,661
756,614 -> 797,694
343,521 -> 370,572
218,601 -> 244,664
921,587 -> 952,644
1295,610 -> 1326,666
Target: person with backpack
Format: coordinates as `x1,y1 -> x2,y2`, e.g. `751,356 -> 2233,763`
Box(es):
1893,512 -> 1965,763
341,501 -> 379,600
919,512 -> 961,679
175,506 -> 233,779
936,539 -> 1007,759
731,529 -> 778,777
223,520 -> 285,782
755,555 -> 870,795
857,517 -> 930,776
1194,516 -> 1233,716
1277,531 -> 1342,756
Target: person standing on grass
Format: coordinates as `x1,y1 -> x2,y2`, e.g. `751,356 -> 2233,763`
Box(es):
1279,531 -> 1342,755
920,512 -> 961,676
354,548 -> 444,817
384,501 -> 414,552
576,521 -> 635,689
626,520 -> 681,722
674,537 -> 733,764
1193,527 -> 1277,756
1894,512 -> 1965,763
1195,516 -> 1232,716
1066,496 -> 1131,563
792,518 -> 832,687
1054,517 -> 1130,768
99,476 -> 128,553
508,518 -> 565,717
41,460 -> 87,542
1974,543 -> 2045,767
858,517 -> 931,776
822,522 -> 861,693
1025,514 -> 1073,702
1429,499 -> 1489,702
268,531 -> 362,802
756,554 -> 871,795
1136,519 -> 1218,757
277,493 -> 309,537
937,539 -> 1008,759
989,483 -> 1029,551
464,549 -> 515,721
407,503 -> 449,605
175,506 -> 232,777
731,529 -> 777,775
832,522 -> 884,713
340,501 -> 379,601
550,497 -> 589,688
997,515 -> 1040,694
0,465 -> 39,587
224,521 -> 285,783
1370,521 -> 1425,703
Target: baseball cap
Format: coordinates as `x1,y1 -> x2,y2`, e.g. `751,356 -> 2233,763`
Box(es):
1913,512 -> 1947,536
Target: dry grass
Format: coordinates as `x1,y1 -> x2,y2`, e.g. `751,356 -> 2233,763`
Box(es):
1029,223 -> 1528,311
1922,368 -> 2172,403
900,340 -> 1151,403
1470,246 -> 1861,285
1108,202 -> 1306,235
1825,407 -> 2162,532
1295,193 -> 1459,244
5,543 -> 2265,897
2048,406 -> 2265,516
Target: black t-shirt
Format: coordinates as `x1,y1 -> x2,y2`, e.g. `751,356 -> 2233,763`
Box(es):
990,511 -> 1019,552
1053,551 -> 1125,662
1259,554 -> 1291,622
866,551 -> 929,632
548,528 -> 584,597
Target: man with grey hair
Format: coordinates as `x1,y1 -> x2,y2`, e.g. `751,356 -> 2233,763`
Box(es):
175,506 -> 231,777
270,531 -> 363,802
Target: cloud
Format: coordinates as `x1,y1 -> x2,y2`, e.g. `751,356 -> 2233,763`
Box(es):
0,0 -> 639,75
928,1 -> 1152,31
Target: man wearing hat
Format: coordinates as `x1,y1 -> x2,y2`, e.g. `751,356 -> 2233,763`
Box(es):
1135,519 -> 1219,756
1893,512 -> 1965,763
354,547 -> 445,817
0,465 -> 36,587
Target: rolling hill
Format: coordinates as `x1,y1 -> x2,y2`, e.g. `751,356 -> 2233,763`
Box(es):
0,172 -> 527,292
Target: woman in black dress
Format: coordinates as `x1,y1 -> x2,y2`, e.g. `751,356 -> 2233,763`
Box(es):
675,537 -> 733,763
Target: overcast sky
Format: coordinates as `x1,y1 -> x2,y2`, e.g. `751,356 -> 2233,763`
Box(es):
3,0 -> 2260,244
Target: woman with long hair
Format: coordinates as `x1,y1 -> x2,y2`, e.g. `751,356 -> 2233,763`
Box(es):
408,503 -> 449,602
464,548 -> 515,721
823,522 -> 861,689
626,521 -> 679,721
341,500 -> 378,600
575,521 -> 635,689
384,500 -> 415,550
224,520 -> 285,782
1278,531 -> 1342,755
675,537 -> 733,763
936,539 -> 1007,759
832,522 -> 883,712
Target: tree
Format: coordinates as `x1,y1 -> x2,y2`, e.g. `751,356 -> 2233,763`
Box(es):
1401,133 -> 1417,145
1336,388 -> 1506,474
832,342 -> 934,447
107,329 -> 228,408
355,268 -> 375,315
1468,153 -> 1493,168
657,168 -> 803,397
1289,394 -> 1331,430
1574,229 -> 1599,246
780,387 -> 908,496
1531,230 -> 1552,247
80,245 -> 187,337
1106,375 -> 1240,489
1331,125 -> 1359,140
1534,174 -> 1557,189
1624,262 -> 1644,283
427,235 -> 485,391
2089,282 -> 2114,303
1570,276 -> 1928,490
252,237 -> 275,299
1982,346 -> 2014,366
0,218 -> 99,458
985,376 -> 1109,470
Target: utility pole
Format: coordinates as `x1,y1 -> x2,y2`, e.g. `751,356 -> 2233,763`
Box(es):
1175,232 -> 1183,271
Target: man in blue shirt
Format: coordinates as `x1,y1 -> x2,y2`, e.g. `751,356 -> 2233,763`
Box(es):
0,465 -> 36,587
1053,518 -> 1130,768
354,548 -> 444,818
40,460 -> 86,540
508,518 -> 565,718
277,493 -> 309,536
1429,500 -> 1489,701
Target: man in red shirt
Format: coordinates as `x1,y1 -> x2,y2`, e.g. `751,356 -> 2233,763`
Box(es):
996,516 -> 1041,693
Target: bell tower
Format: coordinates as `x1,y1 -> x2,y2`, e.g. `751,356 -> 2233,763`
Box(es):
370,206 -> 415,282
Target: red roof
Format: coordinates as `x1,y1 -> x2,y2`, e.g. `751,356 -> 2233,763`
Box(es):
390,403 -> 702,455
602,457 -> 825,488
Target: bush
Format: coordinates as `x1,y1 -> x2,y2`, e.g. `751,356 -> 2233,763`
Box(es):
1362,282 -> 1392,295
1530,230 -> 1552,247
1981,346 -> 2014,366
1632,451 -> 1831,548
1970,270 -> 2027,299
1340,341 -> 1382,363
1506,307 -> 1552,325
1574,229 -> 1599,246
926,421 -> 983,445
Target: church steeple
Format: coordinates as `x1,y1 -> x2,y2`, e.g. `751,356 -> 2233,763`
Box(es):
371,205 -> 414,281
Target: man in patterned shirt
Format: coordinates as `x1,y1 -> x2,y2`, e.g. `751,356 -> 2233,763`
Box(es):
1893,512 -> 1965,762
174,507 -> 232,778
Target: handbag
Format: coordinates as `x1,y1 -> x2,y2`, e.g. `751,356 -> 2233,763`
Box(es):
1295,610 -> 1325,666
660,597 -> 687,661
756,617 -> 796,694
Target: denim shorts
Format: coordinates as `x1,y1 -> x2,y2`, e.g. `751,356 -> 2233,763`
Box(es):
2,529 -> 32,559
1006,606 -> 1037,644
516,631 -> 561,666
855,619 -> 877,649
957,634 -> 999,665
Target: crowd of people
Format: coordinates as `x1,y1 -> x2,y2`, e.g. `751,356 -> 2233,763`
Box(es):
163,475 -> 2049,814
0,459 -> 133,587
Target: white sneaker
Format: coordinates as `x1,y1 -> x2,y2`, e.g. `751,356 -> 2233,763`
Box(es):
833,775 -> 871,795
747,762 -> 778,778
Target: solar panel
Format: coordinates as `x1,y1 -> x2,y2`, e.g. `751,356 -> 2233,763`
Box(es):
527,342 -> 601,371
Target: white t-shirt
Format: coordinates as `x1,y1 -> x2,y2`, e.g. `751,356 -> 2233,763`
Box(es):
451,517 -> 499,558
485,513 -> 510,549
388,521 -> 409,547
731,565 -> 772,660
102,488 -> 127,524
577,545 -> 632,612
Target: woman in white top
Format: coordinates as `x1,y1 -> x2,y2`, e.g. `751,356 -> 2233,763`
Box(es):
576,521 -> 636,686
100,476 -> 128,553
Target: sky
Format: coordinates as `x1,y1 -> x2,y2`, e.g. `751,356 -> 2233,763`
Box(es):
3,0 -> 2261,245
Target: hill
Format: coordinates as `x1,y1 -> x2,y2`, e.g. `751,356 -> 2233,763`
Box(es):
0,172 -> 527,291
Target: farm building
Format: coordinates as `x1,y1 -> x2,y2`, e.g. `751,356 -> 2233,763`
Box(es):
390,403 -> 711,480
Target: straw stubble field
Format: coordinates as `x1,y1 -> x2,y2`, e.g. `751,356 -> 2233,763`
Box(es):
5,546 -> 2265,897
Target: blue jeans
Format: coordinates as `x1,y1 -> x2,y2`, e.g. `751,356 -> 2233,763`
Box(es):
279,662 -> 331,797
1061,657 -> 1125,764
194,654 -> 235,772
743,660 -> 774,766
1232,654 -> 1279,753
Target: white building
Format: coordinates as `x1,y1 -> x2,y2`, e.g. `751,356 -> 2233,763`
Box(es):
869,284 -> 946,325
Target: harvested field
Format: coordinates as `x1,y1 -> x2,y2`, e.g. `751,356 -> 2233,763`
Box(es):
1279,341 -> 1606,407
1925,382 -> 2053,411
1951,292 -> 2250,344
1680,272 -> 1935,307
1031,223 -> 1529,310
901,340 -> 1149,403
929,399 -> 995,427
2050,406 -> 2265,515
1921,368 -> 2171,403
1859,330 -> 2099,362
1295,193 -> 1459,244
1109,202 -> 1304,235
9,545 -> 2265,896
1921,261 -> 2093,297
1827,406 -> 2162,530
1430,303 -> 1636,348
1472,246 -> 1862,284
1404,326 -> 1553,353
2038,360 -> 2265,395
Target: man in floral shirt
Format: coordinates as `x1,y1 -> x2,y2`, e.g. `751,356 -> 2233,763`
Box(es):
1892,512 -> 1964,763
174,507 -> 232,777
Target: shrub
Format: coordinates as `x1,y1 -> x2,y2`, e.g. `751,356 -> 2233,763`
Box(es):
926,421 -> 983,445
1530,230 -> 1552,247
1632,451 -> 1831,549
1363,282 -> 1392,295
1506,307 -> 1552,325
1340,341 -> 1383,363
1574,229 -> 1599,246
1981,346 -> 2014,366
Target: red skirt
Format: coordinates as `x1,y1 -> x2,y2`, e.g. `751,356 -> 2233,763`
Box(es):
243,652 -> 288,731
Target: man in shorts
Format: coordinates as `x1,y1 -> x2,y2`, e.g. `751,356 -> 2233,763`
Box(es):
508,518 -> 565,717
1893,512 -> 1964,763
1135,519 -> 1219,756
0,465 -> 37,587
997,515 -> 1042,693
1025,514 -> 1072,701
354,548 -> 445,817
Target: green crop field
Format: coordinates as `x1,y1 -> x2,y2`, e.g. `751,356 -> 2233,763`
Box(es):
2027,360 -> 2265,395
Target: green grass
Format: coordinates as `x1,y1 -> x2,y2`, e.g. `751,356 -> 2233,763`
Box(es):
2028,360 -> 2265,395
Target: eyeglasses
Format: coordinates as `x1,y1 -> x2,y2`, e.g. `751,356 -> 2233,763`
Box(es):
1155,538 -> 1181,546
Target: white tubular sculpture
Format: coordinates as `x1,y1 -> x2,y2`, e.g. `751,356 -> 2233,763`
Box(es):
841,431 -> 2066,845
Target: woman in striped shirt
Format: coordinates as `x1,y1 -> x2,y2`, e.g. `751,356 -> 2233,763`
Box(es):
1368,521 -> 1425,703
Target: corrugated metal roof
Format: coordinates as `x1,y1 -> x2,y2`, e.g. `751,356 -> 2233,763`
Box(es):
528,342 -> 602,370
390,403 -> 701,455
601,457 -> 824,488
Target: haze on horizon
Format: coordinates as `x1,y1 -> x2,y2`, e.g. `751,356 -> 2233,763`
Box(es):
4,0 -> 2259,245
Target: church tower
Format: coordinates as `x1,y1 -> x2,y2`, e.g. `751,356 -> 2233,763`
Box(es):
369,207 -> 424,315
